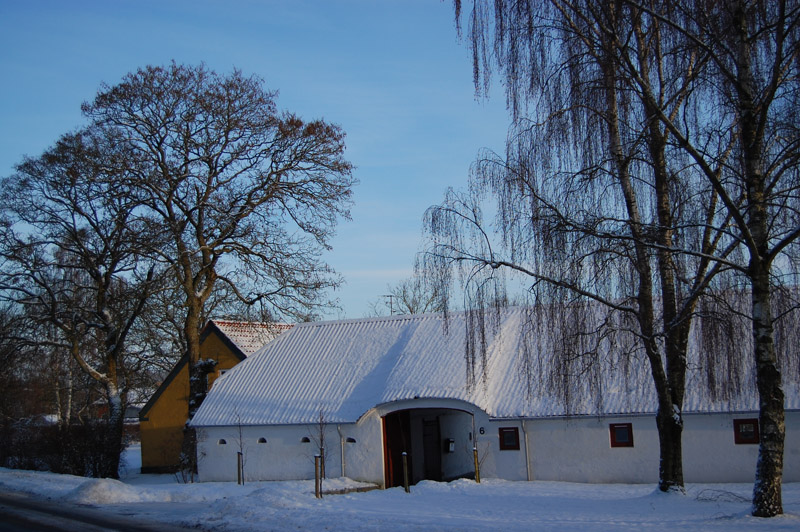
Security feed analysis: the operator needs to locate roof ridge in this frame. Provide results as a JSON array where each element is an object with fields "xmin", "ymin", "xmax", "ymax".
[{"xmin": 292, "ymin": 312, "xmax": 441, "ymax": 329}]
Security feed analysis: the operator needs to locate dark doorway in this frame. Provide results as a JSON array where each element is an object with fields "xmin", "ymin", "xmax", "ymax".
[
  {"xmin": 383, "ymin": 410, "xmax": 411, "ymax": 488},
  {"xmin": 422, "ymin": 417, "xmax": 442, "ymax": 481},
  {"xmin": 383, "ymin": 407, "xmax": 473, "ymax": 488}
]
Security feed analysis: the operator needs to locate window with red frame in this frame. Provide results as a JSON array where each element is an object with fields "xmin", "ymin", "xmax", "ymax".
[
  {"xmin": 498, "ymin": 427, "xmax": 520, "ymax": 450},
  {"xmin": 733, "ymin": 418, "xmax": 759, "ymax": 444},
  {"xmin": 609, "ymin": 423, "xmax": 634, "ymax": 447}
]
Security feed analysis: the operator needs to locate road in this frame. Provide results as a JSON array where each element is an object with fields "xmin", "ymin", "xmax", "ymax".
[{"xmin": 0, "ymin": 490, "xmax": 200, "ymax": 532}]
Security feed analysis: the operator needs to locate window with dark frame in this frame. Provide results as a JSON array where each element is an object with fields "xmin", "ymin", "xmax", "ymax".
[
  {"xmin": 733, "ymin": 418, "xmax": 760, "ymax": 444},
  {"xmin": 498, "ymin": 427, "xmax": 520, "ymax": 450},
  {"xmin": 609, "ymin": 423, "xmax": 634, "ymax": 447}
]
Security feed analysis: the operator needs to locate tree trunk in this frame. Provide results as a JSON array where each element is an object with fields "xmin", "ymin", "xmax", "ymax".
[
  {"xmin": 751, "ymin": 266, "xmax": 785, "ymax": 516},
  {"xmin": 101, "ymin": 384, "xmax": 125, "ymax": 479},
  {"xmin": 600, "ymin": 12, "xmax": 685, "ymax": 491},
  {"xmin": 655, "ymin": 407, "xmax": 684, "ymax": 491},
  {"xmin": 643, "ymin": 62, "xmax": 686, "ymax": 493},
  {"xmin": 184, "ymin": 300, "xmax": 204, "ymax": 419},
  {"xmin": 181, "ymin": 292, "xmax": 215, "ymax": 478},
  {"xmin": 732, "ymin": 0, "xmax": 785, "ymax": 516}
]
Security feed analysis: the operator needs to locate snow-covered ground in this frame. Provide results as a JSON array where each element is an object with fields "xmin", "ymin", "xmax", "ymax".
[{"xmin": 0, "ymin": 445, "xmax": 798, "ymax": 531}]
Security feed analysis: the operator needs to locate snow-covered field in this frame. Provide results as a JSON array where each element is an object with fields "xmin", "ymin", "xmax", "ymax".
[{"xmin": 0, "ymin": 445, "xmax": 798, "ymax": 531}]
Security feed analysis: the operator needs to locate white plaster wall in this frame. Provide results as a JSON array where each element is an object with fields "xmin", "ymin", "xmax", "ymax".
[
  {"xmin": 525, "ymin": 416, "xmax": 660, "ymax": 483},
  {"xmin": 472, "ymin": 416, "xmax": 530, "ymax": 482},
  {"xmin": 438, "ymin": 410, "xmax": 475, "ymax": 480},
  {"xmin": 683, "ymin": 411, "xmax": 799, "ymax": 483},
  {"xmin": 522, "ymin": 411, "xmax": 799, "ymax": 484},
  {"xmin": 343, "ymin": 410, "xmax": 385, "ymax": 485},
  {"xmin": 197, "ymin": 425, "xmax": 327, "ymax": 482},
  {"xmin": 197, "ymin": 409, "xmax": 798, "ymax": 485},
  {"xmin": 196, "ymin": 417, "xmax": 386, "ymax": 484}
]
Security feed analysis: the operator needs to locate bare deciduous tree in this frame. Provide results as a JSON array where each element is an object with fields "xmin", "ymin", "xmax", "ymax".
[
  {"xmin": 308, "ymin": 407, "xmax": 330, "ymax": 480},
  {"xmin": 0, "ymin": 129, "xmax": 160, "ymax": 477},
  {"xmin": 367, "ymin": 274, "xmax": 446, "ymax": 316},
  {"xmin": 75, "ymin": 63, "xmax": 356, "ymax": 474},
  {"xmin": 80, "ymin": 64, "xmax": 355, "ymax": 424}
]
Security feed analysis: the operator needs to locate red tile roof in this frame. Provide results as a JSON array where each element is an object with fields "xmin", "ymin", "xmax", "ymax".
[{"xmin": 210, "ymin": 320, "xmax": 294, "ymax": 357}]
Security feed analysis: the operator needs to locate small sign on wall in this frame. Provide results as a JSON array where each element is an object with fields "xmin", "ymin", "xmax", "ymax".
[{"xmin": 733, "ymin": 418, "xmax": 760, "ymax": 444}]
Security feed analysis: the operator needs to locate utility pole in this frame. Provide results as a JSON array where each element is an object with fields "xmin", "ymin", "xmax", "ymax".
[{"xmin": 382, "ymin": 294, "xmax": 394, "ymax": 315}]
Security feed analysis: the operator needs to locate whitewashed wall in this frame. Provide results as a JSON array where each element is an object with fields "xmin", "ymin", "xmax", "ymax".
[
  {"xmin": 343, "ymin": 410, "xmax": 385, "ymax": 484},
  {"xmin": 471, "ymin": 415, "xmax": 532, "ymax": 482},
  {"xmin": 524, "ymin": 415, "xmax": 659, "ymax": 483},
  {"xmin": 438, "ymin": 410, "xmax": 476, "ymax": 480},
  {"xmin": 682, "ymin": 411, "xmax": 799, "ymax": 483},
  {"xmin": 196, "ymin": 419, "xmax": 385, "ymax": 484},
  {"xmin": 197, "ymin": 408, "xmax": 799, "ymax": 485},
  {"xmin": 520, "ymin": 411, "xmax": 799, "ymax": 484}
]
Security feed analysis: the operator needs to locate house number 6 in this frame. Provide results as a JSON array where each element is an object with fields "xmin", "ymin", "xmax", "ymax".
[{"xmin": 479, "ymin": 427, "xmax": 485, "ymax": 435}]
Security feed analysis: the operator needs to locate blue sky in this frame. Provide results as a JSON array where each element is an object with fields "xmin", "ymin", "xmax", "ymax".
[{"xmin": 0, "ymin": 0, "xmax": 509, "ymax": 318}]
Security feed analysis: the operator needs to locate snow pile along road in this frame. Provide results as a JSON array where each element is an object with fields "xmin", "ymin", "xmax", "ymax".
[{"xmin": 0, "ymin": 446, "xmax": 797, "ymax": 531}]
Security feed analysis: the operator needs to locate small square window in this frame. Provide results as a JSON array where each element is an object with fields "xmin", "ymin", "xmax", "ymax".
[
  {"xmin": 498, "ymin": 427, "xmax": 520, "ymax": 450},
  {"xmin": 734, "ymin": 418, "xmax": 759, "ymax": 444},
  {"xmin": 609, "ymin": 423, "xmax": 634, "ymax": 447}
]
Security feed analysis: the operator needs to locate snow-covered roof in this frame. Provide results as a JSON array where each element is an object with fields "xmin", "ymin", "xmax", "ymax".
[
  {"xmin": 191, "ymin": 308, "xmax": 798, "ymax": 427},
  {"xmin": 209, "ymin": 320, "xmax": 294, "ymax": 357}
]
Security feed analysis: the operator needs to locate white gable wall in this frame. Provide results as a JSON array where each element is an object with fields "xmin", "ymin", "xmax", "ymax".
[
  {"xmin": 197, "ymin": 415, "xmax": 387, "ymax": 484},
  {"xmin": 198, "ymin": 425, "xmax": 322, "ymax": 482}
]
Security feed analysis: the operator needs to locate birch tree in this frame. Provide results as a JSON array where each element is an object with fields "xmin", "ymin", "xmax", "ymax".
[
  {"xmin": 424, "ymin": 0, "xmax": 737, "ymax": 493},
  {"xmin": 434, "ymin": 0, "xmax": 799, "ymax": 516},
  {"xmin": 609, "ymin": 0, "xmax": 800, "ymax": 516}
]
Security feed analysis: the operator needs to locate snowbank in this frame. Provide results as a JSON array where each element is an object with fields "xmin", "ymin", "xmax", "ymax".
[{"xmin": 0, "ymin": 446, "xmax": 797, "ymax": 531}]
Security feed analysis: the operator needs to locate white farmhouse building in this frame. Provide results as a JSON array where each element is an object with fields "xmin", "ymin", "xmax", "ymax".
[{"xmin": 190, "ymin": 309, "xmax": 799, "ymax": 487}]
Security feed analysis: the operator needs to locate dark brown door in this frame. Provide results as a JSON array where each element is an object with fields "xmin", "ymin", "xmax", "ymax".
[
  {"xmin": 422, "ymin": 417, "xmax": 442, "ymax": 481},
  {"xmin": 382, "ymin": 411, "xmax": 412, "ymax": 488}
]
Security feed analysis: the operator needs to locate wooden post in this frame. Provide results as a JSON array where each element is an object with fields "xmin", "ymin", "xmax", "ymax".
[
  {"xmin": 402, "ymin": 452, "xmax": 410, "ymax": 493},
  {"xmin": 314, "ymin": 455, "xmax": 322, "ymax": 498},
  {"xmin": 237, "ymin": 451, "xmax": 243, "ymax": 485},
  {"xmin": 473, "ymin": 447, "xmax": 480, "ymax": 484}
]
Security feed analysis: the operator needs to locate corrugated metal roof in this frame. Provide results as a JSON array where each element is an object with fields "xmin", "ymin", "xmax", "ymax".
[{"xmin": 191, "ymin": 308, "xmax": 798, "ymax": 427}]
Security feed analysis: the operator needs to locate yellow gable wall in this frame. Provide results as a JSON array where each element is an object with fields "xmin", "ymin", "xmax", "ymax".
[{"xmin": 139, "ymin": 328, "xmax": 246, "ymax": 473}]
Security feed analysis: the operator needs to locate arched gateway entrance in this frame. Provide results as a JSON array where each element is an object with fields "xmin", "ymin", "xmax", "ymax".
[{"xmin": 382, "ymin": 407, "xmax": 475, "ymax": 487}]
